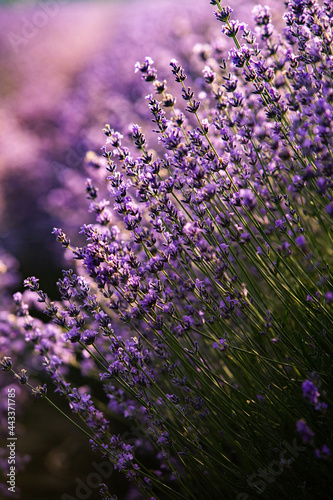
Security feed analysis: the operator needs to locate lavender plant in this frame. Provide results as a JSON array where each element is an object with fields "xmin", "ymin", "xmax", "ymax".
[{"xmin": 2, "ymin": 0, "xmax": 333, "ymax": 498}]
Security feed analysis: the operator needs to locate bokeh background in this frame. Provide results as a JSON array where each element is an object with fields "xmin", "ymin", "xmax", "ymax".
[{"xmin": 0, "ymin": 0, "xmax": 279, "ymax": 498}]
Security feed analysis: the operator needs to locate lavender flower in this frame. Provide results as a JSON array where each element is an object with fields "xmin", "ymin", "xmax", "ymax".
[
  {"xmin": 302, "ymin": 378, "xmax": 327, "ymax": 411},
  {"xmin": 302, "ymin": 379, "xmax": 320, "ymax": 405},
  {"xmin": 315, "ymin": 444, "xmax": 331, "ymax": 459},
  {"xmin": 296, "ymin": 418, "xmax": 314, "ymax": 444},
  {"xmin": 1, "ymin": 1, "xmax": 333, "ymax": 499}
]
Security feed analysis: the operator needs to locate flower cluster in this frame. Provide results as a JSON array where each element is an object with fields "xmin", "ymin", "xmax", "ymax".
[{"xmin": 2, "ymin": 1, "xmax": 333, "ymax": 499}]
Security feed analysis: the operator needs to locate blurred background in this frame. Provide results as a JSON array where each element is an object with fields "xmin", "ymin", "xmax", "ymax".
[{"xmin": 0, "ymin": 0, "xmax": 270, "ymax": 498}]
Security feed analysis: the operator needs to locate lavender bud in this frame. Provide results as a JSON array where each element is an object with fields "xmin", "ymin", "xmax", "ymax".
[
  {"xmin": 1, "ymin": 356, "xmax": 12, "ymax": 371},
  {"xmin": 31, "ymin": 384, "xmax": 47, "ymax": 399}
]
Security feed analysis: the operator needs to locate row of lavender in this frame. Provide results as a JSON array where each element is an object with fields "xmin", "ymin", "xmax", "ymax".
[{"xmin": 2, "ymin": 0, "xmax": 333, "ymax": 498}]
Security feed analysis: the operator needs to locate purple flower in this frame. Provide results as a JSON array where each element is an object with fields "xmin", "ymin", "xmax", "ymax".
[
  {"xmin": 302, "ymin": 379, "xmax": 320, "ymax": 405},
  {"xmin": 214, "ymin": 6, "xmax": 233, "ymax": 23},
  {"xmin": 296, "ymin": 418, "xmax": 314, "ymax": 444},
  {"xmin": 64, "ymin": 326, "xmax": 81, "ymax": 343},
  {"xmin": 315, "ymin": 445, "xmax": 331, "ymax": 459},
  {"xmin": 82, "ymin": 329, "xmax": 97, "ymax": 345},
  {"xmin": 252, "ymin": 5, "xmax": 271, "ymax": 26},
  {"xmin": 301, "ymin": 378, "xmax": 327, "ymax": 411},
  {"xmin": 295, "ymin": 235, "xmax": 306, "ymax": 248},
  {"xmin": 31, "ymin": 384, "xmax": 47, "ymax": 399},
  {"xmin": 326, "ymin": 203, "xmax": 333, "ymax": 217},
  {"xmin": 0, "ymin": 356, "xmax": 12, "ymax": 371},
  {"xmin": 14, "ymin": 369, "xmax": 28, "ymax": 385},
  {"xmin": 229, "ymin": 46, "xmax": 252, "ymax": 68},
  {"xmin": 239, "ymin": 188, "xmax": 257, "ymax": 210},
  {"xmin": 212, "ymin": 338, "xmax": 227, "ymax": 351},
  {"xmin": 52, "ymin": 228, "xmax": 70, "ymax": 248},
  {"xmin": 23, "ymin": 276, "xmax": 40, "ymax": 292}
]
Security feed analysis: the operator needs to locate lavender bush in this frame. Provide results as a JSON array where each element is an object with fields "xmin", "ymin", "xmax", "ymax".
[{"xmin": 2, "ymin": 0, "xmax": 333, "ymax": 498}]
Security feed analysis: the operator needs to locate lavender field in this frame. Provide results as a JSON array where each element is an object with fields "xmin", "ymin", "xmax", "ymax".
[{"xmin": 1, "ymin": 0, "xmax": 333, "ymax": 499}]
